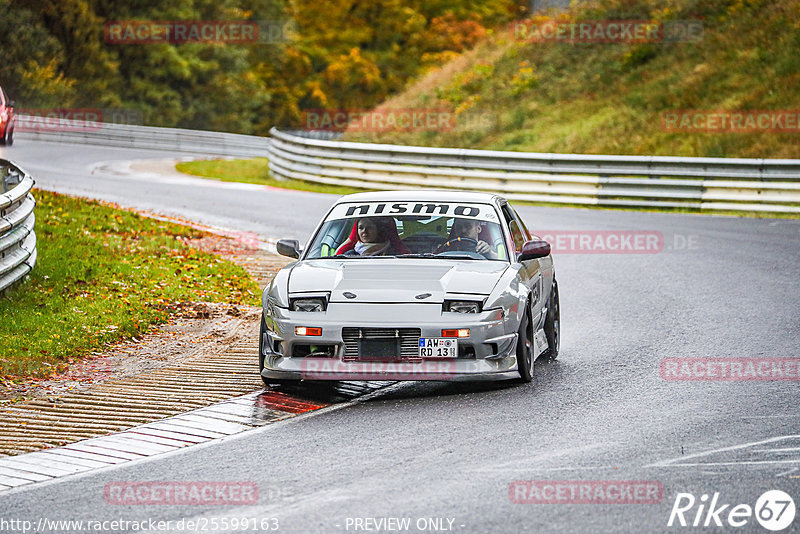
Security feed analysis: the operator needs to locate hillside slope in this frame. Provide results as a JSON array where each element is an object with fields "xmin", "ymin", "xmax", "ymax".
[{"xmin": 343, "ymin": 0, "xmax": 800, "ymax": 158}]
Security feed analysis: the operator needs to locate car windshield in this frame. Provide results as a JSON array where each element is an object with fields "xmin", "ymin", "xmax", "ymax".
[{"xmin": 305, "ymin": 201, "xmax": 509, "ymax": 261}]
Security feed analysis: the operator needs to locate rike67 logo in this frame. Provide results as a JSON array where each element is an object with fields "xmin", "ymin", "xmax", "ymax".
[{"xmin": 668, "ymin": 490, "xmax": 795, "ymax": 531}]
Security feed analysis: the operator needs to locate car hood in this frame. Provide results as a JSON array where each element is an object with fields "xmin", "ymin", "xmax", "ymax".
[{"xmin": 288, "ymin": 260, "xmax": 509, "ymax": 303}]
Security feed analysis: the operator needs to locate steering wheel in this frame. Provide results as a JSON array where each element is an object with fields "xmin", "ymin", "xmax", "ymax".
[{"xmin": 437, "ymin": 237, "xmax": 479, "ymax": 253}]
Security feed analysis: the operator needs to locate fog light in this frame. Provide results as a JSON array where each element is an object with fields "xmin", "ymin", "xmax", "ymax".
[
  {"xmin": 295, "ymin": 326, "xmax": 322, "ymax": 336},
  {"xmin": 442, "ymin": 328, "xmax": 470, "ymax": 338}
]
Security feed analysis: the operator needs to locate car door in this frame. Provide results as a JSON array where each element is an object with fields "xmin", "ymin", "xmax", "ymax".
[
  {"xmin": 511, "ymin": 204, "xmax": 555, "ymax": 294},
  {"xmin": 500, "ymin": 203, "xmax": 544, "ymax": 321}
]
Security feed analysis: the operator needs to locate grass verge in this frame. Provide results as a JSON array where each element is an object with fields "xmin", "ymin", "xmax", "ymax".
[
  {"xmin": 0, "ymin": 190, "xmax": 260, "ymax": 381},
  {"xmin": 175, "ymin": 158, "xmax": 366, "ymax": 196}
]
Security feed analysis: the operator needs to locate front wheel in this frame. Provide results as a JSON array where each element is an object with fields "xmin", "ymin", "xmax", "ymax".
[
  {"xmin": 540, "ymin": 280, "xmax": 560, "ymax": 360},
  {"xmin": 5, "ymin": 125, "xmax": 13, "ymax": 146},
  {"xmin": 516, "ymin": 307, "xmax": 533, "ymax": 382},
  {"xmin": 258, "ymin": 315, "xmax": 271, "ymax": 387},
  {"xmin": 259, "ymin": 314, "xmax": 300, "ymax": 387}
]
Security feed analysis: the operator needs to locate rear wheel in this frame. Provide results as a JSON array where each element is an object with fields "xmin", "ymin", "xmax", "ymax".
[
  {"xmin": 540, "ymin": 281, "xmax": 560, "ymax": 360},
  {"xmin": 516, "ymin": 305, "xmax": 533, "ymax": 382}
]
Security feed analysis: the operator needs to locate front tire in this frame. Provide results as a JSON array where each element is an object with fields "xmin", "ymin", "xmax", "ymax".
[
  {"xmin": 540, "ymin": 280, "xmax": 560, "ymax": 360},
  {"xmin": 516, "ymin": 306, "xmax": 533, "ymax": 383},
  {"xmin": 5, "ymin": 125, "xmax": 13, "ymax": 146},
  {"xmin": 259, "ymin": 314, "xmax": 300, "ymax": 387},
  {"xmin": 258, "ymin": 315, "xmax": 271, "ymax": 387}
]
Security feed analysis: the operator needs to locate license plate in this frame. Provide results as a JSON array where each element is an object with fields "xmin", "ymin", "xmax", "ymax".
[
  {"xmin": 358, "ymin": 339, "xmax": 401, "ymax": 360},
  {"xmin": 418, "ymin": 338, "xmax": 457, "ymax": 358}
]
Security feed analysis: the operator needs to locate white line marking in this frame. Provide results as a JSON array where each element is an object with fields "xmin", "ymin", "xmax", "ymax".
[
  {"xmin": 646, "ymin": 435, "xmax": 800, "ymax": 467},
  {"xmin": 467, "ymin": 442, "xmax": 614, "ymax": 472},
  {"xmin": 653, "ymin": 459, "xmax": 800, "ymax": 467},
  {"xmin": 776, "ymin": 467, "xmax": 799, "ymax": 477},
  {"xmin": 467, "ymin": 465, "xmax": 621, "ymax": 473},
  {"xmin": 738, "ymin": 415, "xmax": 800, "ymax": 418},
  {"xmin": 753, "ymin": 447, "xmax": 800, "ymax": 453}
]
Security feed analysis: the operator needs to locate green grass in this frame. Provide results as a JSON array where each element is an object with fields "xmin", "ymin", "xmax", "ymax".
[
  {"xmin": 342, "ymin": 0, "xmax": 800, "ymax": 159},
  {"xmin": 175, "ymin": 158, "xmax": 367, "ymax": 196},
  {"xmin": 0, "ymin": 190, "xmax": 260, "ymax": 381}
]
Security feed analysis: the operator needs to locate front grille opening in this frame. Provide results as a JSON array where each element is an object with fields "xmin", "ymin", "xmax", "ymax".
[
  {"xmin": 342, "ymin": 328, "xmax": 421, "ymax": 360},
  {"xmin": 273, "ymin": 340, "xmax": 282, "ymax": 354},
  {"xmin": 292, "ymin": 344, "xmax": 337, "ymax": 357},
  {"xmin": 459, "ymin": 345, "xmax": 476, "ymax": 359}
]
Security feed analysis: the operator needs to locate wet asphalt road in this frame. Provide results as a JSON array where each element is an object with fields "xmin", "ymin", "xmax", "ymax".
[{"xmin": 1, "ymin": 140, "xmax": 799, "ymax": 533}]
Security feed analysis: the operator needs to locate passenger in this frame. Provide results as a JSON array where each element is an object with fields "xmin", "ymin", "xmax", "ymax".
[
  {"xmin": 437, "ymin": 218, "xmax": 498, "ymax": 259},
  {"xmin": 346, "ymin": 217, "xmax": 406, "ymax": 256}
]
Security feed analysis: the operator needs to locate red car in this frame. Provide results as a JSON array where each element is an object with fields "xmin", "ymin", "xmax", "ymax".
[{"xmin": 0, "ymin": 85, "xmax": 15, "ymax": 146}]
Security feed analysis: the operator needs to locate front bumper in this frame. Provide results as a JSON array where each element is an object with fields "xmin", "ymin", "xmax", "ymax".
[{"xmin": 261, "ymin": 302, "xmax": 520, "ymax": 381}]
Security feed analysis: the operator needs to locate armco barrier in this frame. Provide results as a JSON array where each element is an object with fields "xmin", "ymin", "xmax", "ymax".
[
  {"xmin": 14, "ymin": 116, "xmax": 800, "ymax": 213},
  {"xmin": 266, "ymin": 128, "xmax": 800, "ymax": 214},
  {"xmin": 16, "ymin": 115, "xmax": 270, "ymax": 158},
  {"xmin": 0, "ymin": 159, "xmax": 36, "ymax": 293}
]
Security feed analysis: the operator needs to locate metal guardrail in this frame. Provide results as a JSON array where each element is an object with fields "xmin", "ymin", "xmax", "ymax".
[
  {"xmin": 12, "ymin": 116, "xmax": 800, "ymax": 213},
  {"xmin": 16, "ymin": 116, "xmax": 271, "ymax": 158},
  {"xmin": 0, "ymin": 160, "xmax": 36, "ymax": 293},
  {"xmin": 266, "ymin": 128, "xmax": 800, "ymax": 213}
]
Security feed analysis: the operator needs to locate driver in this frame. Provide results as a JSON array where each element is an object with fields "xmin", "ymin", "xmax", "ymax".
[{"xmin": 437, "ymin": 219, "xmax": 498, "ymax": 259}]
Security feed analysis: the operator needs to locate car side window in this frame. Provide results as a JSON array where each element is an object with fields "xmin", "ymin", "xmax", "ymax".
[
  {"xmin": 502, "ymin": 206, "xmax": 525, "ymax": 253},
  {"xmin": 512, "ymin": 207, "xmax": 531, "ymax": 240}
]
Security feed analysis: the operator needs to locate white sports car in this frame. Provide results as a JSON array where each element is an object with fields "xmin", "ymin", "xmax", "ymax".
[{"xmin": 260, "ymin": 191, "xmax": 559, "ymax": 383}]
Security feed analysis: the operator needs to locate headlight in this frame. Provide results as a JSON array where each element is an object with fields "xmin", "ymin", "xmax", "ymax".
[
  {"xmin": 444, "ymin": 300, "xmax": 481, "ymax": 313},
  {"xmin": 291, "ymin": 297, "xmax": 326, "ymax": 312}
]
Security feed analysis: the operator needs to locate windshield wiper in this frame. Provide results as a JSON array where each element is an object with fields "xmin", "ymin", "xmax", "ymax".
[
  {"xmin": 438, "ymin": 255, "xmax": 480, "ymax": 260},
  {"xmin": 396, "ymin": 253, "xmax": 479, "ymax": 260},
  {"xmin": 396, "ymin": 253, "xmax": 438, "ymax": 259},
  {"xmin": 326, "ymin": 254, "xmax": 398, "ymax": 259}
]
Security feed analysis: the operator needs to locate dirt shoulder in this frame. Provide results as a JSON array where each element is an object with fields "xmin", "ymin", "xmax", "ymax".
[
  {"xmin": 0, "ymin": 301, "xmax": 261, "ymax": 403},
  {"xmin": 1, "ymin": 220, "xmax": 291, "ymax": 405}
]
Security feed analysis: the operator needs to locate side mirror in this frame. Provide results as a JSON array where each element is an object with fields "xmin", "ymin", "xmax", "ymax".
[
  {"xmin": 8, "ymin": 101, "xmax": 15, "ymax": 108},
  {"xmin": 519, "ymin": 239, "xmax": 551, "ymax": 261},
  {"xmin": 276, "ymin": 239, "xmax": 301, "ymax": 259}
]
